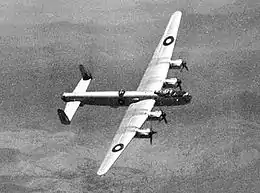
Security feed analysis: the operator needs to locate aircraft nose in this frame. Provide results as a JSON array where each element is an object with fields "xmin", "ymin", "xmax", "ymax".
[
  {"xmin": 183, "ymin": 92, "xmax": 192, "ymax": 102},
  {"xmin": 186, "ymin": 94, "xmax": 192, "ymax": 102}
]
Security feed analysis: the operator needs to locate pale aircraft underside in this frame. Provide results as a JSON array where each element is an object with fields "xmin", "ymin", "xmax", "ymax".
[{"xmin": 57, "ymin": 11, "xmax": 192, "ymax": 175}]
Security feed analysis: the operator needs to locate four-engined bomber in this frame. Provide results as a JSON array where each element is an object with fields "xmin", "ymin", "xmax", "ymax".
[{"xmin": 58, "ymin": 11, "xmax": 191, "ymax": 175}]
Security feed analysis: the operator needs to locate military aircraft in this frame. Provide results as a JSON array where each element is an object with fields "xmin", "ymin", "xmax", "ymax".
[{"xmin": 57, "ymin": 11, "xmax": 191, "ymax": 175}]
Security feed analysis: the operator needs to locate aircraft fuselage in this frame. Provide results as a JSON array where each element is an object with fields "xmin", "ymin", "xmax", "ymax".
[{"xmin": 61, "ymin": 90, "xmax": 192, "ymax": 107}]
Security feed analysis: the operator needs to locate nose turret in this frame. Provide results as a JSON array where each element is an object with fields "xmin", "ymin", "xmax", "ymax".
[
  {"xmin": 173, "ymin": 90, "xmax": 186, "ymax": 97},
  {"xmin": 171, "ymin": 91, "xmax": 192, "ymax": 104},
  {"xmin": 183, "ymin": 92, "xmax": 192, "ymax": 103}
]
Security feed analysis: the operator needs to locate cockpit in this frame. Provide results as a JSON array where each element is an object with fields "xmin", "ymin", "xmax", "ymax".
[
  {"xmin": 154, "ymin": 88, "xmax": 192, "ymax": 105},
  {"xmin": 154, "ymin": 88, "xmax": 187, "ymax": 97}
]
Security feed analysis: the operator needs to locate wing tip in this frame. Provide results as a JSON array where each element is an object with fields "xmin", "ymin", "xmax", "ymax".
[
  {"xmin": 172, "ymin": 10, "xmax": 182, "ymax": 18},
  {"xmin": 97, "ymin": 168, "xmax": 107, "ymax": 176}
]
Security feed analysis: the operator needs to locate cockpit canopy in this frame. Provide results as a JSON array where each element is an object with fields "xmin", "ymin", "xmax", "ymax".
[{"xmin": 154, "ymin": 88, "xmax": 188, "ymax": 97}]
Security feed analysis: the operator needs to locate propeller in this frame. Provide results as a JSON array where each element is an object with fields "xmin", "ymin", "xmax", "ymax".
[
  {"xmin": 176, "ymin": 79, "xmax": 182, "ymax": 91},
  {"xmin": 149, "ymin": 124, "xmax": 157, "ymax": 145},
  {"xmin": 180, "ymin": 61, "xmax": 189, "ymax": 72},
  {"xmin": 159, "ymin": 110, "xmax": 168, "ymax": 124}
]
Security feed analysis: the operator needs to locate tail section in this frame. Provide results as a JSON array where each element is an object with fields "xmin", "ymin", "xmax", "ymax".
[{"xmin": 58, "ymin": 65, "xmax": 92, "ymax": 125}]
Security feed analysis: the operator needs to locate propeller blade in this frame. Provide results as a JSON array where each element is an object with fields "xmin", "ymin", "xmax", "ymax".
[
  {"xmin": 176, "ymin": 79, "xmax": 182, "ymax": 91},
  {"xmin": 149, "ymin": 130, "xmax": 157, "ymax": 145},
  {"xmin": 184, "ymin": 63, "xmax": 189, "ymax": 71},
  {"xmin": 164, "ymin": 117, "xmax": 168, "ymax": 124},
  {"xmin": 183, "ymin": 61, "xmax": 189, "ymax": 71},
  {"xmin": 150, "ymin": 123, "xmax": 153, "ymax": 145},
  {"xmin": 159, "ymin": 110, "xmax": 168, "ymax": 124},
  {"xmin": 160, "ymin": 111, "xmax": 168, "ymax": 124},
  {"xmin": 180, "ymin": 61, "xmax": 188, "ymax": 72}
]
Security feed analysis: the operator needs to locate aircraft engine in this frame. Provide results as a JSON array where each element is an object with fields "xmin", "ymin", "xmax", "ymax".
[
  {"xmin": 169, "ymin": 59, "xmax": 188, "ymax": 71},
  {"xmin": 135, "ymin": 128, "xmax": 157, "ymax": 144},
  {"xmin": 147, "ymin": 110, "xmax": 167, "ymax": 123},
  {"xmin": 163, "ymin": 78, "xmax": 182, "ymax": 90}
]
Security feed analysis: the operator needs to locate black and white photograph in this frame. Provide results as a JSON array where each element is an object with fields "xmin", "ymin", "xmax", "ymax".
[{"xmin": 0, "ymin": 0, "xmax": 259, "ymax": 192}]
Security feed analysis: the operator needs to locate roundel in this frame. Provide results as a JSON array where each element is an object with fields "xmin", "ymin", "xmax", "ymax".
[
  {"xmin": 163, "ymin": 36, "xmax": 174, "ymax": 46},
  {"xmin": 112, "ymin": 143, "xmax": 124, "ymax": 152}
]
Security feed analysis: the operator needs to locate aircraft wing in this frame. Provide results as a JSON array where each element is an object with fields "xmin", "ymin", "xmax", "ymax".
[
  {"xmin": 137, "ymin": 11, "xmax": 182, "ymax": 91},
  {"xmin": 97, "ymin": 99, "xmax": 155, "ymax": 175}
]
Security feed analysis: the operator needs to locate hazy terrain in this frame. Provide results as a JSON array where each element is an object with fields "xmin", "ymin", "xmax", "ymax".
[{"xmin": 0, "ymin": 0, "xmax": 260, "ymax": 192}]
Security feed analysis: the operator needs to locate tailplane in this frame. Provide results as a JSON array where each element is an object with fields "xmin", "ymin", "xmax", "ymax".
[{"xmin": 58, "ymin": 65, "xmax": 92, "ymax": 125}]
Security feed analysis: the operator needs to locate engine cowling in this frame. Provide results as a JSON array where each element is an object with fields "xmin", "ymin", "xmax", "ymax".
[
  {"xmin": 169, "ymin": 59, "xmax": 188, "ymax": 71},
  {"xmin": 135, "ymin": 128, "xmax": 152, "ymax": 138},
  {"xmin": 147, "ymin": 110, "xmax": 168, "ymax": 123},
  {"xmin": 134, "ymin": 128, "xmax": 157, "ymax": 144},
  {"xmin": 169, "ymin": 59, "xmax": 183, "ymax": 69},
  {"xmin": 147, "ymin": 111, "xmax": 163, "ymax": 120},
  {"xmin": 163, "ymin": 78, "xmax": 180, "ymax": 88}
]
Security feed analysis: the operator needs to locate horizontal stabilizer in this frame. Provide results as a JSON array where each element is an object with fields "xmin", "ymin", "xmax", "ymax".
[
  {"xmin": 58, "ymin": 65, "xmax": 92, "ymax": 125},
  {"xmin": 73, "ymin": 78, "xmax": 91, "ymax": 93},
  {"xmin": 79, "ymin": 65, "xmax": 92, "ymax": 80}
]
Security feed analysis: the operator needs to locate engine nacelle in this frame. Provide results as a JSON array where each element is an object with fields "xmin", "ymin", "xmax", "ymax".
[
  {"xmin": 169, "ymin": 59, "xmax": 188, "ymax": 71},
  {"xmin": 163, "ymin": 78, "xmax": 180, "ymax": 88},
  {"xmin": 147, "ymin": 110, "xmax": 167, "ymax": 123},
  {"xmin": 134, "ymin": 128, "xmax": 157, "ymax": 144},
  {"xmin": 169, "ymin": 59, "xmax": 183, "ymax": 69},
  {"xmin": 147, "ymin": 111, "xmax": 163, "ymax": 120},
  {"xmin": 135, "ymin": 128, "xmax": 151, "ymax": 138}
]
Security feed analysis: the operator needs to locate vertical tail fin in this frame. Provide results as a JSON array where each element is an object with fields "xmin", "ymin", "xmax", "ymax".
[{"xmin": 79, "ymin": 64, "xmax": 92, "ymax": 80}]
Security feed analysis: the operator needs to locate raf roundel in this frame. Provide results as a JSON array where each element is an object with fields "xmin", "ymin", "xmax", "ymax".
[
  {"xmin": 112, "ymin": 143, "xmax": 124, "ymax": 152},
  {"xmin": 163, "ymin": 36, "xmax": 174, "ymax": 46}
]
